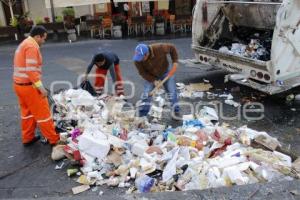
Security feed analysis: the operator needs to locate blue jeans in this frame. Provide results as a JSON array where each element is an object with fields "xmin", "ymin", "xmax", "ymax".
[{"xmin": 139, "ymin": 67, "xmax": 179, "ymax": 117}]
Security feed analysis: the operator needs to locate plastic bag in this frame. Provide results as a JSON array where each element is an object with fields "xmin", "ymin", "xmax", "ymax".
[
  {"xmin": 46, "ymin": 88, "xmax": 59, "ymax": 114},
  {"xmin": 135, "ymin": 175, "xmax": 155, "ymax": 193},
  {"xmin": 162, "ymin": 148, "xmax": 179, "ymax": 182},
  {"xmin": 80, "ymin": 80, "xmax": 97, "ymax": 96}
]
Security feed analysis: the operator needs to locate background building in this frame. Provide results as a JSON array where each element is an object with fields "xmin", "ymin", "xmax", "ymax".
[{"xmin": 0, "ymin": 0, "xmax": 196, "ymax": 26}]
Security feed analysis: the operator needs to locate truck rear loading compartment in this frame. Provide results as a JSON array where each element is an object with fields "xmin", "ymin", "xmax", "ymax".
[
  {"xmin": 192, "ymin": 0, "xmax": 300, "ymax": 94},
  {"xmin": 193, "ymin": 44, "xmax": 300, "ymax": 95},
  {"xmin": 192, "ymin": 44, "xmax": 268, "ymax": 72}
]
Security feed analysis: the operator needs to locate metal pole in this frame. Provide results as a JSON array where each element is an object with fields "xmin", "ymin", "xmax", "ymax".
[
  {"xmin": 8, "ymin": 0, "xmax": 18, "ymax": 40},
  {"xmin": 50, "ymin": 0, "xmax": 55, "ymax": 22},
  {"xmin": 8, "ymin": 0, "xmax": 14, "ymax": 18},
  {"xmin": 207, "ymin": 1, "xmax": 282, "ymax": 5},
  {"xmin": 139, "ymin": 2, "xmax": 142, "ymax": 16}
]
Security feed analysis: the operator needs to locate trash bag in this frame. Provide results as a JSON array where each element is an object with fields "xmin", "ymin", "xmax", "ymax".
[
  {"xmin": 48, "ymin": 94, "xmax": 55, "ymax": 107},
  {"xmin": 80, "ymin": 80, "xmax": 97, "ymax": 96},
  {"xmin": 55, "ymin": 120, "xmax": 71, "ymax": 133},
  {"xmin": 46, "ymin": 88, "xmax": 59, "ymax": 114}
]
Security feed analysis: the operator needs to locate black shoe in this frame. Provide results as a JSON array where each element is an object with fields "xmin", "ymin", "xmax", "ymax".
[
  {"xmin": 172, "ymin": 111, "xmax": 182, "ymax": 121},
  {"xmin": 23, "ymin": 136, "xmax": 41, "ymax": 147}
]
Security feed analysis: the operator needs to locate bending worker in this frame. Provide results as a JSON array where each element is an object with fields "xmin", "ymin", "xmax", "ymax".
[
  {"xmin": 133, "ymin": 43, "xmax": 180, "ymax": 118},
  {"xmin": 84, "ymin": 51, "xmax": 124, "ymax": 96},
  {"xmin": 13, "ymin": 26, "xmax": 60, "ymax": 147}
]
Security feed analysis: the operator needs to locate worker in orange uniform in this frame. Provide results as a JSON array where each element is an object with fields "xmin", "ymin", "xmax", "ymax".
[
  {"xmin": 84, "ymin": 51, "xmax": 125, "ymax": 96},
  {"xmin": 13, "ymin": 26, "xmax": 60, "ymax": 148}
]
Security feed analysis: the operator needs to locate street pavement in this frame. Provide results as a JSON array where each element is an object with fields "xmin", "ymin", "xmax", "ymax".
[{"xmin": 0, "ymin": 37, "xmax": 299, "ymax": 199}]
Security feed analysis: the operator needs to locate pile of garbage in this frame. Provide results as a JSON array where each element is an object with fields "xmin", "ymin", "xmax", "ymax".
[
  {"xmin": 177, "ymin": 82, "xmax": 212, "ymax": 99},
  {"xmin": 176, "ymin": 82, "xmax": 241, "ymax": 108},
  {"xmin": 52, "ymin": 89, "xmax": 300, "ymax": 194},
  {"xmin": 219, "ymin": 39, "xmax": 269, "ymax": 61}
]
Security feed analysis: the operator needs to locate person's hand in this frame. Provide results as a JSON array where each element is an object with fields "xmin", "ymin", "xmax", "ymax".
[
  {"xmin": 39, "ymin": 86, "xmax": 48, "ymax": 98},
  {"xmin": 154, "ymin": 80, "xmax": 161, "ymax": 87},
  {"xmin": 83, "ymin": 74, "xmax": 88, "ymax": 81}
]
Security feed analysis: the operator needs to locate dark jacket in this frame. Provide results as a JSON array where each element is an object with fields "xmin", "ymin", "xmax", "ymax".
[
  {"xmin": 134, "ymin": 43, "xmax": 179, "ymax": 82},
  {"xmin": 86, "ymin": 51, "xmax": 120, "ymax": 74}
]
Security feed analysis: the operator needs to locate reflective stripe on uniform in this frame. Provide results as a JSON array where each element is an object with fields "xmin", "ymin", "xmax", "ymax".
[
  {"xmin": 25, "ymin": 67, "xmax": 41, "ymax": 72},
  {"xmin": 14, "ymin": 66, "xmax": 41, "ymax": 72},
  {"xmin": 21, "ymin": 115, "xmax": 34, "ymax": 119},
  {"xmin": 13, "ymin": 72, "xmax": 29, "ymax": 78},
  {"xmin": 26, "ymin": 58, "xmax": 38, "ymax": 64},
  {"xmin": 37, "ymin": 116, "xmax": 52, "ymax": 123}
]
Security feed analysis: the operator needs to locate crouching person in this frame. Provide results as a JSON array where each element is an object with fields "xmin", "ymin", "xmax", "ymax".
[{"xmin": 84, "ymin": 51, "xmax": 125, "ymax": 96}]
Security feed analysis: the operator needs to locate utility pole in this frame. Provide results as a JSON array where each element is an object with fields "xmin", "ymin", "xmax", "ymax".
[
  {"xmin": 50, "ymin": 0, "xmax": 55, "ymax": 22},
  {"xmin": 1, "ymin": 0, "xmax": 18, "ymax": 40},
  {"xmin": 8, "ymin": 0, "xmax": 14, "ymax": 19},
  {"xmin": 0, "ymin": 0, "xmax": 16, "ymax": 19}
]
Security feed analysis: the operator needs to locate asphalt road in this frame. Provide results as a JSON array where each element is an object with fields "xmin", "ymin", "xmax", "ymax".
[{"xmin": 0, "ymin": 37, "xmax": 299, "ymax": 199}]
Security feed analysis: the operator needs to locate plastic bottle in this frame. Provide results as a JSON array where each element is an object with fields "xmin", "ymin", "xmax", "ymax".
[
  {"xmin": 135, "ymin": 175, "xmax": 155, "ymax": 193},
  {"xmin": 112, "ymin": 124, "xmax": 120, "ymax": 137}
]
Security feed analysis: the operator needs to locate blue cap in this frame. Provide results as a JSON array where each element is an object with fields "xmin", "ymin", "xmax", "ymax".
[{"xmin": 133, "ymin": 44, "xmax": 149, "ymax": 62}]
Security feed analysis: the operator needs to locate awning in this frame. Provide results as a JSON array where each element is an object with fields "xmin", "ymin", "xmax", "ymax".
[{"xmin": 45, "ymin": 0, "xmax": 110, "ymax": 8}]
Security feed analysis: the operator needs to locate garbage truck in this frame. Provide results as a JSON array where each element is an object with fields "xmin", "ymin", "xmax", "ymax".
[{"xmin": 192, "ymin": 0, "xmax": 300, "ymax": 95}]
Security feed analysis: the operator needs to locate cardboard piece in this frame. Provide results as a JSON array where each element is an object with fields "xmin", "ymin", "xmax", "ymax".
[
  {"xmin": 72, "ymin": 185, "xmax": 90, "ymax": 195},
  {"xmin": 188, "ymin": 83, "xmax": 213, "ymax": 92},
  {"xmin": 253, "ymin": 135, "xmax": 280, "ymax": 151}
]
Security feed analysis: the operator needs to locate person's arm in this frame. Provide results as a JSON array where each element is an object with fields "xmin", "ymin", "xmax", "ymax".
[
  {"xmin": 114, "ymin": 54, "xmax": 120, "ymax": 66},
  {"xmin": 86, "ymin": 61, "xmax": 95, "ymax": 75},
  {"xmin": 25, "ymin": 47, "xmax": 47, "ymax": 97},
  {"xmin": 167, "ymin": 62, "xmax": 177, "ymax": 77},
  {"xmin": 162, "ymin": 43, "xmax": 179, "ymax": 77},
  {"xmin": 84, "ymin": 56, "xmax": 95, "ymax": 80},
  {"xmin": 135, "ymin": 62, "xmax": 157, "ymax": 82}
]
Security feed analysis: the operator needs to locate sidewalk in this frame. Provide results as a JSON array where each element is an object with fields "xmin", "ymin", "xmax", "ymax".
[{"xmin": 0, "ymin": 31, "xmax": 192, "ymax": 46}]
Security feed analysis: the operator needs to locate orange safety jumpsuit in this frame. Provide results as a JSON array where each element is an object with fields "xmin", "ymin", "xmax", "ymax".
[
  {"xmin": 13, "ymin": 36, "xmax": 59, "ymax": 145},
  {"xmin": 94, "ymin": 64, "xmax": 124, "ymax": 96}
]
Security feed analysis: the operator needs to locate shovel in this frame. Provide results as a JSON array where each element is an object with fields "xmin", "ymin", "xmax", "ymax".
[
  {"xmin": 149, "ymin": 64, "xmax": 178, "ymax": 96},
  {"xmin": 149, "ymin": 75, "xmax": 170, "ymax": 96}
]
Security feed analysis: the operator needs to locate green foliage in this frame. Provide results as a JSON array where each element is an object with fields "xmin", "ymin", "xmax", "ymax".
[
  {"xmin": 62, "ymin": 7, "xmax": 75, "ymax": 17},
  {"xmin": 55, "ymin": 16, "xmax": 63, "ymax": 22},
  {"xmin": 35, "ymin": 17, "xmax": 43, "ymax": 25},
  {"xmin": 10, "ymin": 16, "xmax": 18, "ymax": 27},
  {"xmin": 23, "ymin": 11, "xmax": 30, "ymax": 18}
]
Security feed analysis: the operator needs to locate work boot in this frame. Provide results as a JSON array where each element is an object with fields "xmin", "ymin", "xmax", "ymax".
[
  {"xmin": 23, "ymin": 136, "xmax": 41, "ymax": 147},
  {"xmin": 51, "ymin": 144, "xmax": 66, "ymax": 161},
  {"xmin": 50, "ymin": 140, "xmax": 67, "ymax": 146},
  {"xmin": 172, "ymin": 111, "xmax": 182, "ymax": 121}
]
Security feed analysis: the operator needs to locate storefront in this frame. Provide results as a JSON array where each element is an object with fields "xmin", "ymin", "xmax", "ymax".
[{"xmin": 106, "ymin": 0, "xmax": 196, "ymax": 17}]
